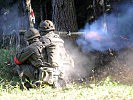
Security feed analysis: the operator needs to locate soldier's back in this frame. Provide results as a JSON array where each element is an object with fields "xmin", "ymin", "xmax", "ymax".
[{"xmin": 40, "ymin": 31, "xmax": 74, "ymax": 68}]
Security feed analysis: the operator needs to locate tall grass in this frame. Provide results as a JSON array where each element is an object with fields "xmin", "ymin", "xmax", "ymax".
[{"xmin": 0, "ymin": 49, "xmax": 19, "ymax": 91}]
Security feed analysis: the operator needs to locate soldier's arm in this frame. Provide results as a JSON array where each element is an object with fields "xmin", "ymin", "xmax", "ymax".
[
  {"xmin": 14, "ymin": 47, "xmax": 35, "ymax": 64},
  {"xmin": 40, "ymin": 36, "xmax": 51, "ymax": 47}
]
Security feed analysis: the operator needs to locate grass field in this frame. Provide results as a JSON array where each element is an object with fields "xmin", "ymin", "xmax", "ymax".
[{"xmin": 0, "ymin": 49, "xmax": 133, "ymax": 100}]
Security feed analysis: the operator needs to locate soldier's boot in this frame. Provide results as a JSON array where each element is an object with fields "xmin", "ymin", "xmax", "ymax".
[
  {"xmin": 15, "ymin": 65, "xmax": 26, "ymax": 90},
  {"xmin": 32, "ymin": 67, "xmax": 50, "ymax": 87},
  {"xmin": 38, "ymin": 67, "xmax": 55, "ymax": 86},
  {"xmin": 52, "ymin": 68, "xmax": 66, "ymax": 88},
  {"xmin": 18, "ymin": 71, "xmax": 28, "ymax": 90},
  {"xmin": 31, "ymin": 68, "xmax": 43, "ymax": 87},
  {"xmin": 36, "ymin": 67, "xmax": 58, "ymax": 87},
  {"xmin": 36, "ymin": 67, "xmax": 66, "ymax": 88},
  {"xmin": 19, "ymin": 71, "xmax": 33, "ymax": 90},
  {"xmin": 42, "ymin": 68, "xmax": 55, "ymax": 86},
  {"xmin": 53, "ymin": 75, "xmax": 66, "ymax": 88},
  {"xmin": 39, "ymin": 67, "xmax": 50, "ymax": 83}
]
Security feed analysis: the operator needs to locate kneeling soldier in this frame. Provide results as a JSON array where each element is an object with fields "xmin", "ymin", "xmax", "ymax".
[{"xmin": 14, "ymin": 28, "xmax": 46, "ymax": 89}]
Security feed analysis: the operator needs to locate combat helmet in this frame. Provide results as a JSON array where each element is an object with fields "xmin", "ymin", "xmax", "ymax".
[
  {"xmin": 25, "ymin": 28, "xmax": 40, "ymax": 41},
  {"xmin": 39, "ymin": 20, "xmax": 55, "ymax": 32}
]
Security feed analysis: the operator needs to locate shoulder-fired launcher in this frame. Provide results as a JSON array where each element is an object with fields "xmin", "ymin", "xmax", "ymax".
[
  {"xmin": 19, "ymin": 30, "xmax": 84, "ymax": 38},
  {"xmin": 55, "ymin": 31, "xmax": 84, "ymax": 38}
]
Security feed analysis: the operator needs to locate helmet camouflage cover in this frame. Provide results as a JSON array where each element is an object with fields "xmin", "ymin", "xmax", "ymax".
[
  {"xmin": 25, "ymin": 28, "xmax": 40, "ymax": 41},
  {"xmin": 39, "ymin": 20, "xmax": 55, "ymax": 32}
]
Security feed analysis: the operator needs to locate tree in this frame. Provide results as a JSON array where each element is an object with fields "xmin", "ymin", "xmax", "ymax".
[{"xmin": 52, "ymin": 0, "xmax": 78, "ymax": 32}]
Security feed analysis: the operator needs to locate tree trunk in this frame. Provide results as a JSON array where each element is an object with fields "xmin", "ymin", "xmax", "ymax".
[
  {"xmin": 26, "ymin": 0, "xmax": 34, "ymax": 28},
  {"xmin": 52, "ymin": 0, "xmax": 78, "ymax": 32}
]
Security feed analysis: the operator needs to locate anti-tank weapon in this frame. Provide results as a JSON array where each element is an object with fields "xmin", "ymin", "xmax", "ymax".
[
  {"xmin": 19, "ymin": 30, "xmax": 84, "ymax": 38},
  {"xmin": 18, "ymin": 29, "xmax": 85, "ymax": 49},
  {"xmin": 55, "ymin": 31, "xmax": 84, "ymax": 38}
]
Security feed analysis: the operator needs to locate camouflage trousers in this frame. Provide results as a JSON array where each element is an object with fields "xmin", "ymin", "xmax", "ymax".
[
  {"xmin": 13, "ymin": 64, "xmax": 65, "ymax": 88},
  {"xmin": 40, "ymin": 67, "xmax": 66, "ymax": 87},
  {"xmin": 13, "ymin": 64, "xmax": 39, "ymax": 81},
  {"xmin": 39, "ymin": 67, "xmax": 62, "ymax": 85}
]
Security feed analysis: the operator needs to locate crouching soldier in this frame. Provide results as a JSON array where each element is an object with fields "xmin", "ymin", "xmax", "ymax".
[
  {"xmin": 39, "ymin": 20, "xmax": 74, "ymax": 87},
  {"xmin": 13, "ymin": 28, "xmax": 47, "ymax": 89}
]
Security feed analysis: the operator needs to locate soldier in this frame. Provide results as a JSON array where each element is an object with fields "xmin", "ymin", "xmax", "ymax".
[
  {"xmin": 39, "ymin": 20, "xmax": 74, "ymax": 87},
  {"xmin": 14, "ymin": 28, "xmax": 46, "ymax": 89}
]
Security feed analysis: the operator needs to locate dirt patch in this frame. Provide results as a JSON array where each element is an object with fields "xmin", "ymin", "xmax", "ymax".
[{"xmin": 89, "ymin": 47, "xmax": 133, "ymax": 84}]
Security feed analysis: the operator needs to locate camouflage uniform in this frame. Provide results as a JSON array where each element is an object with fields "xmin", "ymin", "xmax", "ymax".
[
  {"xmin": 40, "ymin": 31, "xmax": 74, "ymax": 69},
  {"xmin": 15, "ymin": 41, "xmax": 45, "ymax": 79},
  {"xmin": 39, "ymin": 20, "xmax": 74, "ymax": 86},
  {"xmin": 14, "ymin": 28, "xmax": 46, "ymax": 88}
]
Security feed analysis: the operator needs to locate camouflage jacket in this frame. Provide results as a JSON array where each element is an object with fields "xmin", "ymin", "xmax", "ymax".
[
  {"xmin": 15, "ymin": 41, "xmax": 45, "ymax": 68},
  {"xmin": 40, "ymin": 31, "xmax": 74, "ymax": 68}
]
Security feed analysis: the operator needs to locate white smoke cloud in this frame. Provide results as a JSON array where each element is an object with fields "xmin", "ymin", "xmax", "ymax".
[
  {"xmin": 64, "ymin": 2, "xmax": 133, "ymax": 82},
  {"xmin": 63, "ymin": 39, "xmax": 95, "ymax": 82}
]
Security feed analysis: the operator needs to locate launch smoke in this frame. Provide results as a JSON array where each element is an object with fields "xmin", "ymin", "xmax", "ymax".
[{"xmin": 77, "ymin": 2, "xmax": 133, "ymax": 52}]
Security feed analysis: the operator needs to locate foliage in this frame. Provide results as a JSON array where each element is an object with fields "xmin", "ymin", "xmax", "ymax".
[
  {"xmin": 0, "ymin": 77, "xmax": 133, "ymax": 99},
  {"xmin": 0, "ymin": 0, "xmax": 5, "ymax": 7},
  {"xmin": 0, "ymin": 49, "xmax": 19, "ymax": 89},
  {"xmin": 0, "ymin": 0, "xmax": 10, "ymax": 7},
  {"xmin": 0, "ymin": 0, "xmax": 17, "ymax": 8}
]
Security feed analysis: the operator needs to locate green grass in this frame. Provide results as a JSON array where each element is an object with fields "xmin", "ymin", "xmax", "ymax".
[
  {"xmin": 0, "ymin": 49, "xmax": 133, "ymax": 100},
  {"xmin": 0, "ymin": 49, "xmax": 12, "ymax": 80},
  {"xmin": 0, "ymin": 80, "xmax": 133, "ymax": 100}
]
